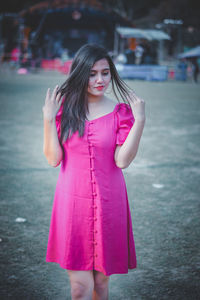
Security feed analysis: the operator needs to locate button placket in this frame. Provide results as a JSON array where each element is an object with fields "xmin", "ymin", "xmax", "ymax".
[{"xmin": 87, "ymin": 123, "xmax": 98, "ymax": 264}]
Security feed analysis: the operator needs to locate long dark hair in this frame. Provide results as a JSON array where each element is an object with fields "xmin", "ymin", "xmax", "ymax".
[{"xmin": 57, "ymin": 43, "xmax": 134, "ymax": 145}]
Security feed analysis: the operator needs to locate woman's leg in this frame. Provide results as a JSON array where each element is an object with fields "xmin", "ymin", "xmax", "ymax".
[
  {"xmin": 67, "ymin": 270, "xmax": 94, "ymax": 300},
  {"xmin": 92, "ymin": 270, "xmax": 110, "ymax": 300}
]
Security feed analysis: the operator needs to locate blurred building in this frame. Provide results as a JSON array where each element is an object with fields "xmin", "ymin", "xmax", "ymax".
[{"xmin": 18, "ymin": 0, "xmax": 132, "ymax": 59}]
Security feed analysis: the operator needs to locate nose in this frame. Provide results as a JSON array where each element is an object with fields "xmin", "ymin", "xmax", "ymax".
[{"xmin": 96, "ymin": 73, "xmax": 103, "ymax": 83}]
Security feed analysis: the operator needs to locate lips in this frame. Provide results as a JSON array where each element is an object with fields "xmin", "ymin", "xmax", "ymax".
[{"xmin": 95, "ymin": 86, "xmax": 104, "ymax": 91}]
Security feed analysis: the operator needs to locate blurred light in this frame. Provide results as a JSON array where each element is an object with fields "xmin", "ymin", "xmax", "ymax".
[
  {"xmin": 163, "ymin": 19, "xmax": 183, "ymax": 25},
  {"xmin": 155, "ymin": 23, "xmax": 163, "ymax": 29},
  {"xmin": 72, "ymin": 10, "xmax": 82, "ymax": 20},
  {"xmin": 187, "ymin": 26, "xmax": 194, "ymax": 33},
  {"xmin": 17, "ymin": 68, "xmax": 28, "ymax": 75}
]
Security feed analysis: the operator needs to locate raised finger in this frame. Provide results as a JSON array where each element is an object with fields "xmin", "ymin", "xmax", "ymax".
[
  {"xmin": 56, "ymin": 92, "xmax": 62, "ymax": 102},
  {"xmin": 51, "ymin": 85, "xmax": 59, "ymax": 101},
  {"xmin": 138, "ymin": 98, "xmax": 145, "ymax": 103},
  {"xmin": 45, "ymin": 88, "xmax": 50, "ymax": 104},
  {"xmin": 136, "ymin": 95, "xmax": 144, "ymax": 102}
]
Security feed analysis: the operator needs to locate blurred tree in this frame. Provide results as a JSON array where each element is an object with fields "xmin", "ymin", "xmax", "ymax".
[
  {"xmin": 100, "ymin": 0, "xmax": 161, "ymax": 21},
  {"xmin": 0, "ymin": 0, "xmax": 199, "ymax": 29},
  {"xmin": 101, "ymin": 0, "xmax": 200, "ymax": 28},
  {"xmin": 0, "ymin": 0, "xmax": 42, "ymax": 13}
]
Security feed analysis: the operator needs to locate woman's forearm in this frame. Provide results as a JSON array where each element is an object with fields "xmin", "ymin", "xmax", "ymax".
[
  {"xmin": 43, "ymin": 117, "xmax": 63, "ymax": 167},
  {"xmin": 115, "ymin": 118, "xmax": 145, "ymax": 169}
]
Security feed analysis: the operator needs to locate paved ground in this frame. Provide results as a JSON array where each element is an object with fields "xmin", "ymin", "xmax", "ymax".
[{"xmin": 0, "ymin": 70, "xmax": 200, "ymax": 300}]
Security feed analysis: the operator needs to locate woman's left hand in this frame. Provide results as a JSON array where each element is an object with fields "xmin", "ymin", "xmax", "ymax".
[{"xmin": 128, "ymin": 92, "xmax": 146, "ymax": 122}]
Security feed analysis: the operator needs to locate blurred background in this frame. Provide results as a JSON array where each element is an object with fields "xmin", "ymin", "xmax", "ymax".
[
  {"xmin": 0, "ymin": 0, "xmax": 200, "ymax": 81},
  {"xmin": 0, "ymin": 1, "xmax": 200, "ymax": 300}
]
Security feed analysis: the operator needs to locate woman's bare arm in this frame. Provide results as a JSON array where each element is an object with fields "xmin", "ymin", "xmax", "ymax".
[
  {"xmin": 115, "ymin": 93, "xmax": 146, "ymax": 169},
  {"xmin": 43, "ymin": 85, "xmax": 63, "ymax": 167},
  {"xmin": 43, "ymin": 118, "xmax": 63, "ymax": 167}
]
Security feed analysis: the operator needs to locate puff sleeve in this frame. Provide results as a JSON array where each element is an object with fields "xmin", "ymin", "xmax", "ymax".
[{"xmin": 116, "ymin": 103, "xmax": 135, "ymax": 145}]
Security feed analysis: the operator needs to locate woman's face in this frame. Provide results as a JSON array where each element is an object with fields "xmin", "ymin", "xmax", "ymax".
[{"xmin": 87, "ymin": 58, "xmax": 111, "ymax": 97}]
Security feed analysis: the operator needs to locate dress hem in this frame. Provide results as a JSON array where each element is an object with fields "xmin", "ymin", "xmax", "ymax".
[{"xmin": 46, "ymin": 258, "xmax": 137, "ymax": 276}]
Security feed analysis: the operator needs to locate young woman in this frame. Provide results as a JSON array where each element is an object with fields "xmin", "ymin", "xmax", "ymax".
[{"xmin": 43, "ymin": 44, "xmax": 145, "ymax": 300}]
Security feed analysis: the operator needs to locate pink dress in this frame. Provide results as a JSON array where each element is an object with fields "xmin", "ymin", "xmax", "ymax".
[{"xmin": 46, "ymin": 102, "xmax": 137, "ymax": 276}]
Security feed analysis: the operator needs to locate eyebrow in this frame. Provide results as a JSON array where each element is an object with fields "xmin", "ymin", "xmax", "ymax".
[{"xmin": 90, "ymin": 68, "xmax": 110, "ymax": 72}]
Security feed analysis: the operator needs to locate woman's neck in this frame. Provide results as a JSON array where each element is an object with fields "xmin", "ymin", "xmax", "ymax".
[{"xmin": 87, "ymin": 94, "xmax": 105, "ymax": 104}]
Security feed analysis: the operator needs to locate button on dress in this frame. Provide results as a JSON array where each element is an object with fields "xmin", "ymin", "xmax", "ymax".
[{"xmin": 46, "ymin": 102, "xmax": 137, "ymax": 276}]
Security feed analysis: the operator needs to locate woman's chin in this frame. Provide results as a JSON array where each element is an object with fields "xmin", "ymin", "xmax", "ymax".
[{"xmin": 88, "ymin": 90, "xmax": 105, "ymax": 97}]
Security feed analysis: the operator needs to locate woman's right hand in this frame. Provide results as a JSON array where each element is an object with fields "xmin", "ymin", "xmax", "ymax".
[{"xmin": 42, "ymin": 85, "xmax": 62, "ymax": 121}]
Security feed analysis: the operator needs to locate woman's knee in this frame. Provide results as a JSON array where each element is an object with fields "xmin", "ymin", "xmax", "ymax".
[
  {"xmin": 71, "ymin": 280, "xmax": 92, "ymax": 299},
  {"xmin": 67, "ymin": 270, "xmax": 94, "ymax": 299},
  {"xmin": 94, "ymin": 271, "xmax": 109, "ymax": 291}
]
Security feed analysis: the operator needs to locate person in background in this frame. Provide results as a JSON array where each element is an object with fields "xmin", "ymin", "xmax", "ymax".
[{"xmin": 190, "ymin": 57, "xmax": 199, "ymax": 83}]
